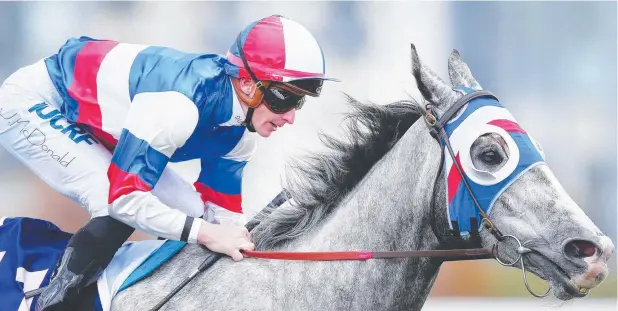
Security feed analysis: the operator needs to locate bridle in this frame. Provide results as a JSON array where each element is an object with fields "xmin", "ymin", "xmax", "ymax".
[
  {"xmin": 424, "ymin": 90, "xmax": 506, "ymax": 242},
  {"xmin": 422, "ymin": 89, "xmax": 550, "ymax": 298}
]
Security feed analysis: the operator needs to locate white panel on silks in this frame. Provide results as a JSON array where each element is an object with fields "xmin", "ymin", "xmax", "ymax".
[
  {"xmin": 96, "ymin": 43, "xmax": 149, "ymax": 138},
  {"xmin": 123, "ymin": 91, "xmax": 199, "ymax": 158}
]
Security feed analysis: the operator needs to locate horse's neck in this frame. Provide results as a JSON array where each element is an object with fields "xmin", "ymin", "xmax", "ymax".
[{"xmin": 280, "ymin": 122, "xmax": 444, "ymax": 310}]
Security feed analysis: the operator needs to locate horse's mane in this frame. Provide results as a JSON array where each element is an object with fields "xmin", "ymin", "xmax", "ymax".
[{"xmin": 252, "ymin": 95, "xmax": 424, "ymax": 250}]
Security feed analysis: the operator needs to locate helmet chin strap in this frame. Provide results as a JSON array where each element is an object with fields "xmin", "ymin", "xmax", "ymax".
[{"xmin": 243, "ymin": 107, "xmax": 256, "ymax": 132}]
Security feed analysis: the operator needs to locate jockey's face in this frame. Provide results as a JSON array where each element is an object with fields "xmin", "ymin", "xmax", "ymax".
[
  {"xmin": 234, "ymin": 77, "xmax": 299, "ymax": 137},
  {"xmin": 251, "ymin": 101, "xmax": 296, "ymax": 137}
]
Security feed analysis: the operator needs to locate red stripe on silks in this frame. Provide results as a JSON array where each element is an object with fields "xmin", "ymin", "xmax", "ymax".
[
  {"xmin": 243, "ymin": 16, "xmax": 286, "ymax": 70},
  {"xmin": 91, "ymin": 127, "xmax": 118, "ymax": 152},
  {"xmin": 447, "ymin": 153, "xmax": 463, "ymax": 204},
  {"xmin": 242, "ymin": 250, "xmax": 373, "ymax": 261},
  {"xmin": 194, "ymin": 182, "xmax": 242, "ymax": 214},
  {"xmin": 69, "ymin": 40, "xmax": 119, "ymax": 128},
  {"xmin": 107, "ymin": 162, "xmax": 152, "ymax": 204},
  {"xmin": 488, "ymin": 119, "xmax": 526, "ymax": 134}
]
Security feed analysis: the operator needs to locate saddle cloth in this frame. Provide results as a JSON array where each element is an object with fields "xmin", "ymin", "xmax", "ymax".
[{"xmin": 95, "ymin": 239, "xmax": 187, "ymax": 311}]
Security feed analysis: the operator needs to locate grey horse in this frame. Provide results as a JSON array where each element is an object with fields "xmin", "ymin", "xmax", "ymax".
[{"xmin": 110, "ymin": 45, "xmax": 614, "ymax": 311}]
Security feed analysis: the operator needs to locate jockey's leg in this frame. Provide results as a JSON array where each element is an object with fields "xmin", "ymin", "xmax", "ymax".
[{"xmin": 0, "ymin": 61, "xmax": 135, "ymax": 310}]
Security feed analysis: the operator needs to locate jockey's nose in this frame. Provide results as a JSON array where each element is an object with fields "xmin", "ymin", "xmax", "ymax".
[{"xmin": 282, "ymin": 109, "xmax": 296, "ymax": 124}]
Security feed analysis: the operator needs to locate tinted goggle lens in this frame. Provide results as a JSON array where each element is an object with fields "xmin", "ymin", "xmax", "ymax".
[{"xmin": 262, "ymin": 87, "xmax": 306, "ymax": 114}]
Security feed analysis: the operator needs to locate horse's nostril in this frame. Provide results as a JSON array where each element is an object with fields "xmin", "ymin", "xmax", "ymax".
[{"xmin": 565, "ymin": 240, "xmax": 599, "ymax": 259}]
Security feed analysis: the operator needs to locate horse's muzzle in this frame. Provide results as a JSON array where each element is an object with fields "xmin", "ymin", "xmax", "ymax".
[{"xmin": 563, "ymin": 235, "xmax": 614, "ymax": 290}]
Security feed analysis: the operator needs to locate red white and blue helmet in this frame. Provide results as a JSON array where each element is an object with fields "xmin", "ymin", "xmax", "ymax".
[{"xmin": 225, "ymin": 15, "xmax": 339, "ymax": 83}]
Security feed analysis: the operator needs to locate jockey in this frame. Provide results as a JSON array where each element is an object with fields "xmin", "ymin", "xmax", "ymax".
[{"xmin": 0, "ymin": 15, "xmax": 338, "ymax": 310}]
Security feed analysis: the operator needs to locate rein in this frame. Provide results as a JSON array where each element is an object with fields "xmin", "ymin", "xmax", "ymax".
[{"xmin": 242, "ymin": 248, "xmax": 492, "ymax": 261}]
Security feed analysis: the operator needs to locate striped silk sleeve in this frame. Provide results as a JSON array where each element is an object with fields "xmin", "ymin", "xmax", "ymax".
[
  {"xmin": 107, "ymin": 91, "xmax": 203, "ymax": 243},
  {"xmin": 196, "ymin": 131, "xmax": 256, "ymax": 226}
]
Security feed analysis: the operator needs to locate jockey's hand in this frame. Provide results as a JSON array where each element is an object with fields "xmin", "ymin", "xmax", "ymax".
[{"xmin": 197, "ymin": 221, "xmax": 255, "ymax": 261}]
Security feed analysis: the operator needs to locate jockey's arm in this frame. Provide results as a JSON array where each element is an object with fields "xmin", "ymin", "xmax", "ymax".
[{"xmin": 107, "ymin": 91, "xmax": 203, "ymax": 243}]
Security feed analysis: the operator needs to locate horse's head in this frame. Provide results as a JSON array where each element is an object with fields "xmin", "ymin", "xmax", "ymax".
[{"xmin": 410, "ymin": 44, "xmax": 614, "ymax": 300}]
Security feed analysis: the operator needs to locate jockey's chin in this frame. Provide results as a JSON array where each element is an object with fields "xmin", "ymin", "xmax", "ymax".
[{"xmin": 250, "ymin": 102, "xmax": 296, "ymax": 138}]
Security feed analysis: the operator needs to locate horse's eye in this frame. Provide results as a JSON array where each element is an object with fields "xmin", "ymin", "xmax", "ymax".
[{"xmin": 481, "ymin": 149, "xmax": 503, "ymax": 165}]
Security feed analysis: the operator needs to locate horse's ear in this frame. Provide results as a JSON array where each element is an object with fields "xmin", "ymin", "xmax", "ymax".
[
  {"xmin": 448, "ymin": 49, "xmax": 482, "ymax": 90},
  {"xmin": 410, "ymin": 44, "xmax": 459, "ymax": 108}
]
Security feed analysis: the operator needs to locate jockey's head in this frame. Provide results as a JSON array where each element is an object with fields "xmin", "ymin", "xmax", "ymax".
[{"xmin": 225, "ymin": 15, "xmax": 339, "ymax": 137}]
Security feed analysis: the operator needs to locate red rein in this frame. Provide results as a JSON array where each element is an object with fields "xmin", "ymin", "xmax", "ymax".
[
  {"xmin": 240, "ymin": 248, "xmax": 494, "ymax": 261},
  {"xmin": 242, "ymin": 250, "xmax": 374, "ymax": 261}
]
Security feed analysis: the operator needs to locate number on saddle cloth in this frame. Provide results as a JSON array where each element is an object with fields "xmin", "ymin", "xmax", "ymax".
[{"xmin": 0, "ymin": 217, "xmax": 73, "ymax": 311}]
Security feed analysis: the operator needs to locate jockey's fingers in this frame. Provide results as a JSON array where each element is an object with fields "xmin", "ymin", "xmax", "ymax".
[
  {"xmin": 230, "ymin": 250, "xmax": 244, "ymax": 261},
  {"xmin": 239, "ymin": 242, "xmax": 255, "ymax": 251}
]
